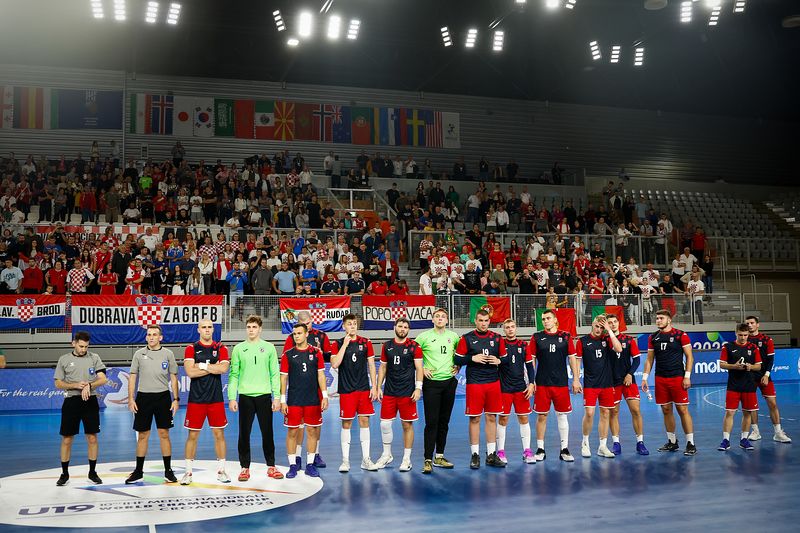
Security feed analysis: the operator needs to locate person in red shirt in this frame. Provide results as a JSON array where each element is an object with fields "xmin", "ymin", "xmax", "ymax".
[
  {"xmin": 46, "ymin": 260, "xmax": 68, "ymax": 294},
  {"xmin": 574, "ymin": 253, "xmax": 590, "ymax": 279},
  {"xmin": 98, "ymin": 263, "xmax": 119, "ymax": 295},
  {"xmin": 80, "ymin": 186, "xmax": 98, "ymax": 224},
  {"xmin": 379, "ymin": 257, "xmax": 400, "ymax": 284},
  {"xmin": 153, "ymin": 190, "xmax": 168, "ymax": 223},
  {"xmin": 388, "ymin": 279, "xmax": 409, "ymax": 295},
  {"xmin": 368, "ymin": 278, "xmax": 389, "ymax": 295},
  {"xmin": 93, "ymin": 242, "xmax": 112, "ymax": 276},
  {"xmin": 488, "ymin": 242, "xmax": 506, "ymax": 270},
  {"xmin": 21, "ymin": 259, "xmax": 44, "ymax": 294},
  {"xmin": 125, "ymin": 260, "xmax": 145, "ymax": 295},
  {"xmin": 690, "ymin": 227, "xmax": 707, "ymax": 262}
]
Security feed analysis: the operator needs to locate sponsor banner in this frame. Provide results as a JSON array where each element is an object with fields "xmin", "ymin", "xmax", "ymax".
[
  {"xmin": 362, "ymin": 295, "xmax": 435, "ymax": 330},
  {"xmin": 0, "ymin": 295, "xmax": 66, "ymax": 329},
  {"xmin": 71, "ymin": 295, "xmax": 223, "ymax": 344},
  {"xmin": 280, "ymin": 296, "xmax": 350, "ymax": 334},
  {"xmin": 634, "ymin": 331, "xmax": 736, "ymax": 352}
]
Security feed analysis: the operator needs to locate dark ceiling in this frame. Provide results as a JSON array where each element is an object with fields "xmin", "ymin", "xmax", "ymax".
[{"xmin": 2, "ymin": 0, "xmax": 798, "ymax": 120}]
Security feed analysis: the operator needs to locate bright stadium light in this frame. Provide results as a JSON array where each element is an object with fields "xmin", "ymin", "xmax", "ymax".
[
  {"xmin": 327, "ymin": 15, "xmax": 341, "ymax": 40},
  {"xmin": 114, "ymin": 0, "xmax": 126, "ymax": 21},
  {"xmin": 680, "ymin": 1, "xmax": 692, "ymax": 23},
  {"xmin": 545, "ymin": 0, "xmax": 560, "ymax": 9},
  {"xmin": 287, "ymin": 37, "xmax": 300, "ymax": 47},
  {"xmin": 704, "ymin": 0, "xmax": 721, "ymax": 8},
  {"xmin": 708, "ymin": 5, "xmax": 721, "ymax": 25},
  {"xmin": 589, "ymin": 40, "xmax": 601, "ymax": 61},
  {"xmin": 516, "ymin": 0, "xmax": 526, "ymax": 4},
  {"xmin": 347, "ymin": 19, "xmax": 360, "ymax": 40},
  {"xmin": 465, "ymin": 28, "xmax": 477, "ymax": 48},
  {"xmin": 493, "ymin": 30, "xmax": 504, "ymax": 52},
  {"xmin": 565, "ymin": 0, "xmax": 577, "ymax": 9},
  {"xmin": 91, "ymin": 0, "xmax": 104, "ymax": 19},
  {"xmin": 634, "ymin": 47, "xmax": 645, "ymax": 66},
  {"xmin": 166, "ymin": 3, "xmax": 181, "ymax": 25},
  {"xmin": 273, "ymin": 10, "xmax": 286, "ymax": 31},
  {"xmin": 610, "ymin": 44, "xmax": 621, "ymax": 63},
  {"xmin": 298, "ymin": 11, "xmax": 313, "ymax": 38},
  {"xmin": 441, "ymin": 26, "xmax": 452, "ymax": 47},
  {"xmin": 145, "ymin": 1, "xmax": 159, "ymax": 24},
  {"xmin": 733, "ymin": 0, "xmax": 746, "ymax": 13}
]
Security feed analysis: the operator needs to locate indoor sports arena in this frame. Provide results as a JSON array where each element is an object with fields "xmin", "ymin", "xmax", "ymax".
[{"xmin": 1, "ymin": 1, "xmax": 799, "ymax": 531}]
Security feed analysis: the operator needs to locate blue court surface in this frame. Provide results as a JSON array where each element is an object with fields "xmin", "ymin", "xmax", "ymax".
[{"xmin": 1, "ymin": 383, "xmax": 799, "ymax": 532}]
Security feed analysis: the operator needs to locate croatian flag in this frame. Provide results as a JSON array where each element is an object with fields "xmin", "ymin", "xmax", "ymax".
[
  {"xmin": 0, "ymin": 295, "xmax": 66, "ymax": 330},
  {"xmin": 362, "ymin": 295, "xmax": 435, "ymax": 330},
  {"xmin": 280, "ymin": 296, "xmax": 351, "ymax": 334}
]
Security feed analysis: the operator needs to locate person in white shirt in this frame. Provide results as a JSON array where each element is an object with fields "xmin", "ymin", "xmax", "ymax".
[
  {"xmin": 430, "ymin": 251, "xmax": 450, "ymax": 277},
  {"xmin": 190, "ymin": 191, "xmax": 204, "ymax": 224},
  {"xmin": 616, "ymin": 223, "xmax": 632, "ymax": 261},
  {"xmin": 405, "ymin": 156, "xmax": 416, "ymax": 177},
  {"xmin": 141, "ymin": 227, "xmax": 160, "ymax": 252},
  {"xmin": 644, "ymin": 263, "xmax": 660, "ymax": 288},
  {"xmin": 527, "ymin": 238, "xmax": 544, "ymax": 263},
  {"xmin": 679, "ymin": 248, "xmax": 697, "ymax": 273},
  {"xmin": 266, "ymin": 250, "xmax": 282, "ymax": 271},
  {"xmin": 392, "ymin": 156, "xmax": 403, "ymax": 178},
  {"xmin": 671, "ymin": 252, "xmax": 686, "ymax": 290},
  {"xmin": 419, "ymin": 266, "xmax": 433, "ymax": 295},
  {"xmin": 520, "ymin": 186, "xmax": 531, "ymax": 206},
  {"xmin": 685, "ymin": 272, "xmax": 705, "ymax": 324},
  {"xmin": 10, "ymin": 207, "xmax": 26, "ymax": 224},
  {"xmin": 323, "ymin": 151, "xmax": 335, "ymax": 175},
  {"xmin": 496, "ymin": 206, "xmax": 510, "ymax": 232},
  {"xmin": 347, "ymin": 259, "xmax": 364, "ymax": 275},
  {"xmin": 465, "ymin": 253, "xmax": 482, "ymax": 272},
  {"xmin": 533, "ymin": 263, "xmax": 549, "ymax": 292}
]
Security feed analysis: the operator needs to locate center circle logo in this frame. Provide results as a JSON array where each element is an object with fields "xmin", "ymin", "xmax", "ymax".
[{"xmin": 0, "ymin": 461, "xmax": 322, "ymax": 528}]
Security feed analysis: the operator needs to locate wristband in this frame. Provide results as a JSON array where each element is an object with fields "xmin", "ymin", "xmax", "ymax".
[
  {"xmin": 172, "ymin": 398, "xmax": 179, "ymax": 403},
  {"xmin": 280, "ymin": 394, "xmax": 287, "ymax": 403},
  {"xmin": 415, "ymin": 380, "xmax": 423, "ymax": 390},
  {"xmin": 642, "ymin": 373, "xmax": 649, "ymax": 382},
  {"xmin": 684, "ymin": 371, "xmax": 691, "ymax": 379},
  {"xmin": 765, "ymin": 371, "xmax": 770, "ymax": 377},
  {"xmin": 322, "ymin": 390, "xmax": 329, "ymax": 399}
]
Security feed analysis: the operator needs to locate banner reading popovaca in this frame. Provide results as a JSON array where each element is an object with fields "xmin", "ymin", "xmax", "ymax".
[
  {"xmin": 71, "ymin": 295, "xmax": 223, "ymax": 344},
  {"xmin": 0, "ymin": 295, "xmax": 66, "ymax": 330},
  {"xmin": 280, "ymin": 296, "xmax": 351, "ymax": 334},
  {"xmin": 362, "ymin": 295, "xmax": 436, "ymax": 330}
]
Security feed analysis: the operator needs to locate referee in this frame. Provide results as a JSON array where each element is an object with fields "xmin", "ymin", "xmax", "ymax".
[
  {"xmin": 54, "ymin": 331, "xmax": 108, "ymax": 486},
  {"xmin": 414, "ymin": 308, "xmax": 460, "ymax": 474},
  {"xmin": 125, "ymin": 325, "xmax": 180, "ymax": 484}
]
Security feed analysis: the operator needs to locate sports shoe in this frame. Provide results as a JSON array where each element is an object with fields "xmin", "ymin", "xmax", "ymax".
[
  {"xmin": 125, "ymin": 470, "xmax": 143, "ymax": 484},
  {"xmin": 180, "ymin": 472, "xmax": 192, "ymax": 485},
  {"xmin": 658, "ymin": 441, "xmax": 679, "ymax": 453},
  {"xmin": 559, "ymin": 448, "xmax": 575, "ymax": 462},
  {"xmin": 636, "ymin": 442, "xmax": 650, "ymax": 456},
  {"xmin": 164, "ymin": 469, "xmax": 178, "ymax": 483},
  {"xmin": 534, "ymin": 448, "xmax": 546, "ymax": 461},
  {"xmin": 581, "ymin": 442, "xmax": 591, "ymax": 458},
  {"xmin": 597, "ymin": 445, "xmax": 615, "ymax": 458},
  {"xmin": 399, "ymin": 458, "xmax": 412, "ymax": 472},
  {"xmin": 56, "ymin": 473, "xmax": 69, "ymax": 486},
  {"xmin": 496, "ymin": 449, "xmax": 508, "ymax": 464},
  {"xmin": 267, "ymin": 466, "xmax": 284, "ymax": 479},
  {"xmin": 422, "ymin": 459, "xmax": 433, "ymax": 474},
  {"xmin": 375, "ymin": 453, "xmax": 394, "ymax": 469},
  {"xmin": 338, "ymin": 461, "xmax": 350, "ymax": 473},
  {"xmin": 469, "ymin": 453, "xmax": 480, "ymax": 469},
  {"xmin": 313, "ymin": 454, "xmax": 327, "ymax": 468},
  {"xmin": 88, "ymin": 472, "xmax": 103, "ymax": 484},
  {"xmin": 718, "ymin": 438, "xmax": 731, "ymax": 451},
  {"xmin": 433, "ymin": 456, "xmax": 454, "ymax": 468},
  {"xmin": 286, "ymin": 464, "xmax": 299, "ymax": 479},
  {"xmin": 217, "ymin": 470, "xmax": 231, "ymax": 483},
  {"xmin": 748, "ymin": 427, "xmax": 762, "ymax": 441},
  {"xmin": 522, "ymin": 448, "xmax": 536, "ymax": 464},
  {"xmin": 361, "ymin": 458, "xmax": 379, "ymax": 471},
  {"xmin": 486, "ymin": 452, "xmax": 506, "ymax": 468},
  {"xmin": 238, "ymin": 468, "xmax": 250, "ymax": 482},
  {"xmin": 739, "ymin": 438, "xmax": 754, "ymax": 451},
  {"xmin": 305, "ymin": 464, "xmax": 320, "ymax": 478},
  {"xmin": 773, "ymin": 430, "xmax": 792, "ymax": 443},
  {"xmin": 684, "ymin": 442, "xmax": 698, "ymax": 456},
  {"xmin": 612, "ymin": 442, "xmax": 622, "ymax": 456}
]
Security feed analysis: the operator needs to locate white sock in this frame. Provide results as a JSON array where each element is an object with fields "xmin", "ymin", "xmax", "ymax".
[
  {"xmin": 600, "ymin": 438, "xmax": 607, "ymax": 448},
  {"xmin": 751, "ymin": 423, "xmax": 760, "ymax": 432},
  {"xmin": 470, "ymin": 444, "xmax": 479, "ymax": 454},
  {"xmin": 686, "ymin": 433, "xmax": 694, "ymax": 445},
  {"xmin": 307, "ymin": 452, "xmax": 315, "ymax": 464},
  {"xmin": 612, "ymin": 435, "xmax": 620, "ymax": 443},
  {"xmin": 496, "ymin": 424, "xmax": 507, "ymax": 451},
  {"xmin": 360, "ymin": 427, "xmax": 371, "ymax": 460},
  {"xmin": 774, "ymin": 424, "xmax": 783, "ymax": 432},
  {"xmin": 380, "ymin": 419, "xmax": 393, "ymax": 454},
  {"xmin": 636, "ymin": 434, "xmax": 644, "ymax": 443},
  {"xmin": 288, "ymin": 454, "xmax": 296, "ymax": 465},
  {"xmin": 536, "ymin": 439, "xmax": 545, "ymax": 450},
  {"xmin": 557, "ymin": 413, "xmax": 569, "ymax": 449},
  {"xmin": 341, "ymin": 428, "xmax": 351, "ymax": 462},
  {"xmin": 185, "ymin": 458, "xmax": 193, "ymax": 474},
  {"xmin": 217, "ymin": 458, "xmax": 225, "ymax": 472},
  {"xmin": 487, "ymin": 442, "xmax": 496, "ymax": 454},
  {"xmin": 582, "ymin": 435, "xmax": 589, "ymax": 445},
  {"xmin": 435, "ymin": 453, "xmax": 444, "ymax": 458},
  {"xmin": 520, "ymin": 423, "xmax": 531, "ymax": 450},
  {"xmin": 295, "ymin": 444, "xmax": 302, "ymax": 456},
  {"xmin": 667, "ymin": 432, "xmax": 676, "ymax": 443},
  {"xmin": 741, "ymin": 432, "xmax": 748, "ymax": 440},
  {"xmin": 723, "ymin": 432, "xmax": 730, "ymax": 440},
  {"xmin": 403, "ymin": 448, "xmax": 412, "ymax": 461}
]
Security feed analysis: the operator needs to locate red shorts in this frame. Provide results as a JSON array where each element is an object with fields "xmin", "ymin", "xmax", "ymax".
[
  {"xmin": 584, "ymin": 387, "xmax": 617, "ymax": 409},
  {"xmin": 465, "ymin": 382, "xmax": 503, "ymax": 416},
  {"xmin": 501, "ymin": 391, "xmax": 532, "ymax": 416},
  {"xmin": 380, "ymin": 395, "xmax": 419, "ymax": 421},
  {"xmin": 725, "ymin": 391, "xmax": 758, "ymax": 411},
  {"xmin": 533, "ymin": 385, "xmax": 572, "ymax": 414},
  {"xmin": 184, "ymin": 402, "xmax": 227, "ymax": 430},
  {"xmin": 284, "ymin": 405, "xmax": 323, "ymax": 428},
  {"xmin": 613, "ymin": 382, "xmax": 641, "ymax": 402},
  {"xmin": 655, "ymin": 376, "xmax": 689, "ymax": 406},
  {"xmin": 339, "ymin": 390, "xmax": 375, "ymax": 420},
  {"xmin": 757, "ymin": 379, "xmax": 776, "ymax": 398}
]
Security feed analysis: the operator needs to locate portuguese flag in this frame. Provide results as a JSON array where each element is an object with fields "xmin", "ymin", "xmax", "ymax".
[
  {"xmin": 534, "ymin": 308, "xmax": 577, "ymax": 336},
  {"xmin": 592, "ymin": 305, "xmax": 627, "ymax": 332},
  {"xmin": 469, "ymin": 296, "xmax": 511, "ymax": 324}
]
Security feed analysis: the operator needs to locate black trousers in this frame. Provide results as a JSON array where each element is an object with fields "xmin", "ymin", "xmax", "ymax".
[
  {"xmin": 238, "ymin": 394, "xmax": 276, "ymax": 468},
  {"xmin": 422, "ymin": 377, "xmax": 458, "ymax": 460}
]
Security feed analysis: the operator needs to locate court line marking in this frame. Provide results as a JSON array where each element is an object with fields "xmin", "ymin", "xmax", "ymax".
[{"xmin": 702, "ymin": 388, "xmax": 796, "ymax": 422}]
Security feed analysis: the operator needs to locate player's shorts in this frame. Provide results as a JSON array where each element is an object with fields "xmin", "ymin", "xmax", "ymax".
[
  {"xmin": 612, "ymin": 382, "xmax": 641, "ymax": 402},
  {"xmin": 284, "ymin": 404, "xmax": 323, "ymax": 428},
  {"xmin": 584, "ymin": 387, "xmax": 617, "ymax": 409},
  {"xmin": 339, "ymin": 390, "xmax": 375, "ymax": 419},
  {"xmin": 184, "ymin": 401, "xmax": 227, "ymax": 430},
  {"xmin": 725, "ymin": 390, "xmax": 758, "ymax": 411},
  {"xmin": 757, "ymin": 379, "xmax": 776, "ymax": 398},
  {"xmin": 533, "ymin": 385, "xmax": 572, "ymax": 414},
  {"xmin": 133, "ymin": 391, "xmax": 174, "ymax": 432},
  {"xmin": 381, "ymin": 395, "xmax": 419, "ymax": 422},
  {"xmin": 655, "ymin": 376, "xmax": 689, "ymax": 406},
  {"xmin": 60, "ymin": 395, "xmax": 100, "ymax": 436},
  {"xmin": 501, "ymin": 390, "xmax": 532, "ymax": 416},
  {"xmin": 465, "ymin": 382, "xmax": 503, "ymax": 416}
]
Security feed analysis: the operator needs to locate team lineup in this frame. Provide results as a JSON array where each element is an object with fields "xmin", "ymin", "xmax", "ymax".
[{"xmin": 52, "ymin": 308, "xmax": 791, "ymax": 486}]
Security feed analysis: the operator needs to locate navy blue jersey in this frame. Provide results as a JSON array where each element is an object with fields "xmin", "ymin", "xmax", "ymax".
[
  {"xmin": 381, "ymin": 339, "xmax": 423, "ymax": 397},
  {"xmin": 748, "ymin": 333, "xmax": 775, "ymax": 380},
  {"xmin": 576, "ymin": 334, "xmax": 614, "ymax": 389},
  {"xmin": 611, "ymin": 333, "xmax": 641, "ymax": 386},
  {"xmin": 334, "ymin": 335, "xmax": 375, "ymax": 394},
  {"xmin": 184, "ymin": 341, "xmax": 229, "ymax": 404},
  {"xmin": 500, "ymin": 338, "xmax": 532, "ymax": 393},
  {"xmin": 648, "ymin": 329, "xmax": 691, "ymax": 378},
  {"xmin": 280, "ymin": 346, "xmax": 324, "ymax": 406},
  {"xmin": 528, "ymin": 331, "xmax": 576, "ymax": 387},
  {"xmin": 455, "ymin": 330, "xmax": 507, "ymax": 384},
  {"xmin": 283, "ymin": 329, "xmax": 333, "ymax": 362},
  {"xmin": 720, "ymin": 342, "xmax": 761, "ymax": 393}
]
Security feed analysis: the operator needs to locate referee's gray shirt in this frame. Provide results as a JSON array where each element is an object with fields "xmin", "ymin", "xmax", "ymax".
[
  {"xmin": 54, "ymin": 352, "xmax": 106, "ymax": 398},
  {"xmin": 131, "ymin": 347, "xmax": 178, "ymax": 393}
]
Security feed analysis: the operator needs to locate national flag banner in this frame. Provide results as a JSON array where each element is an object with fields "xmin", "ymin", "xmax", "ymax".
[
  {"xmin": 0, "ymin": 85, "xmax": 13, "ymax": 128},
  {"xmin": 426, "ymin": 110, "xmax": 443, "ymax": 148},
  {"xmin": 331, "ymin": 105, "xmax": 351, "ymax": 143},
  {"xmin": 280, "ymin": 296, "xmax": 351, "ymax": 334},
  {"xmin": 149, "ymin": 94, "xmax": 174, "ymax": 135},
  {"xmin": 592, "ymin": 305, "xmax": 627, "ymax": 332},
  {"xmin": 405, "ymin": 108, "xmax": 426, "ymax": 147},
  {"xmin": 129, "ymin": 93, "xmax": 151, "ymax": 134},
  {"xmin": 351, "ymin": 107, "xmax": 373, "ymax": 145},
  {"xmin": 273, "ymin": 100, "xmax": 295, "ymax": 141},
  {"xmin": 468, "ymin": 296, "xmax": 511, "ymax": 325},
  {"xmin": 234, "ymin": 99, "xmax": 255, "ymax": 138},
  {"xmin": 294, "ymin": 102, "xmax": 318, "ymax": 141},
  {"xmin": 397, "ymin": 108, "xmax": 408, "ymax": 145},
  {"xmin": 417, "ymin": 109, "xmax": 434, "ymax": 147},
  {"xmin": 373, "ymin": 107, "xmax": 399, "ymax": 146},
  {"xmin": 254, "ymin": 100, "xmax": 275, "ymax": 139},
  {"xmin": 0, "ymin": 295, "xmax": 66, "ymax": 330},
  {"xmin": 362, "ymin": 295, "xmax": 435, "ymax": 330},
  {"xmin": 53, "ymin": 89, "xmax": 123, "ymax": 129},
  {"xmin": 193, "ymin": 98, "xmax": 214, "ymax": 137},
  {"xmin": 534, "ymin": 308, "xmax": 577, "ymax": 337},
  {"xmin": 314, "ymin": 103, "xmax": 336, "ymax": 142},
  {"xmin": 214, "ymin": 98, "xmax": 235, "ymax": 137},
  {"xmin": 172, "ymin": 96, "xmax": 194, "ymax": 136},
  {"xmin": 442, "ymin": 111, "xmax": 461, "ymax": 148},
  {"xmin": 71, "ymin": 295, "xmax": 223, "ymax": 344},
  {"xmin": 12, "ymin": 86, "xmax": 51, "ymax": 129}
]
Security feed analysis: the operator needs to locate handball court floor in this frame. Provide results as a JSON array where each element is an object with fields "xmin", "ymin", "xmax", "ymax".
[{"xmin": 1, "ymin": 383, "xmax": 799, "ymax": 533}]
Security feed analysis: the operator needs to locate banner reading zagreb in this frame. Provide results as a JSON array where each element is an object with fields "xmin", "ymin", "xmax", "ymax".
[
  {"xmin": 280, "ymin": 296, "xmax": 351, "ymax": 334},
  {"xmin": 0, "ymin": 295, "xmax": 66, "ymax": 330},
  {"xmin": 362, "ymin": 295, "xmax": 435, "ymax": 330},
  {"xmin": 71, "ymin": 295, "xmax": 223, "ymax": 344}
]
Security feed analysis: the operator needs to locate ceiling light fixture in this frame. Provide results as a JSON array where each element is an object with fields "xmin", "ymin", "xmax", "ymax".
[
  {"xmin": 287, "ymin": 37, "xmax": 300, "ymax": 47},
  {"xmin": 145, "ymin": 1, "xmax": 159, "ymax": 24},
  {"xmin": 347, "ymin": 19, "xmax": 360, "ymax": 40},
  {"xmin": 708, "ymin": 5, "xmax": 721, "ymax": 25},
  {"xmin": 273, "ymin": 10, "xmax": 286, "ymax": 32},
  {"xmin": 114, "ymin": 0, "xmax": 126, "ymax": 21},
  {"xmin": 610, "ymin": 45, "xmax": 621, "ymax": 63},
  {"xmin": 565, "ymin": 0, "xmax": 577, "ymax": 9},
  {"xmin": 327, "ymin": 15, "xmax": 341, "ymax": 40},
  {"xmin": 545, "ymin": 0, "xmax": 560, "ymax": 9},
  {"xmin": 166, "ymin": 3, "xmax": 180, "ymax": 25},
  {"xmin": 733, "ymin": 0, "xmax": 746, "ymax": 13},
  {"xmin": 680, "ymin": 1, "xmax": 692, "ymax": 23},
  {"xmin": 634, "ymin": 47, "xmax": 645, "ymax": 66},
  {"xmin": 298, "ymin": 11, "xmax": 313, "ymax": 38},
  {"xmin": 589, "ymin": 40, "xmax": 601, "ymax": 61},
  {"xmin": 91, "ymin": 0, "xmax": 104, "ymax": 19},
  {"xmin": 493, "ymin": 30, "xmax": 504, "ymax": 52},
  {"xmin": 465, "ymin": 28, "xmax": 477, "ymax": 48},
  {"xmin": 441, "ymin": 26, "xmax": 452, "ymax": 47}
]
